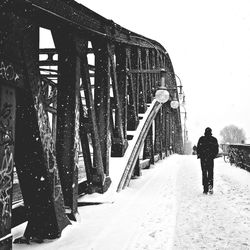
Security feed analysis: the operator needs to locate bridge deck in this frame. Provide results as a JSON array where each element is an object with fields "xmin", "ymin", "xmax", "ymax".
[
  {"xmin": 1, "ymin": 1, "xmax": 184, "ymax": 244},
  {"xmin": 12, "ymin": 156, "xmax": 250, "ymax": 249}
]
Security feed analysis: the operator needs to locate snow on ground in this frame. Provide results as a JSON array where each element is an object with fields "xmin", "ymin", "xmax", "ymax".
[
  {"xmin": 174, "ymin": 156, "xmax": 250, "ymax": 250},
  {"xmin": 12, "ymin": 155, "xmax": 250, "ymax": 250}
]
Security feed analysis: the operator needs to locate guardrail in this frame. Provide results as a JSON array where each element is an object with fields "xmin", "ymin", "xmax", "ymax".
[{"xmin": 221, "ymin": 143, "xmax": 250, "ymax": 171}]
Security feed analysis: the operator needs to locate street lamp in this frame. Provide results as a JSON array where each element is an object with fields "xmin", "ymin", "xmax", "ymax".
[
  {"xmin": 170, "ymin": 92, "xmax": 179, "ymax": 109},
  {"xmin": 175, "ymin": 74, "xmax": 184, "ymax": 102},
  {"xmin": 155, "ymin": 69, "xmax": 180, "ymax": 109},
  {"xmin": 155, "ymin": 69, "xmax": 170, "ymax": 104},
  {"xmin": 180, "ymin": 103, "xmax": 188, "ymax": 154}
]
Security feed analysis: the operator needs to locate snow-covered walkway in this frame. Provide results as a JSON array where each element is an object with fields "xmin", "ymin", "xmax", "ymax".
[
  {"xmin": 12, "ymin": 155, "xmax": 250, "ymax": 250},
  {"xmin": 173, "ymin": 156, "xmax": 250, "ymax": 250}
]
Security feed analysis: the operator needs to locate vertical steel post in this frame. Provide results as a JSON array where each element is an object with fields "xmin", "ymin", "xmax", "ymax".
[
  {"xmin": 127, "ymin": 48, "xmax": 139, "ymax": 130},
  {"xmin": 145, "ymin": 49, "xmax": 152, "ymax": 103},
  {"xmin": 166, "ymin": 107, "xmax": 171, "ymax": 155},
  {"xmin": 138, "ymin": 48, "xmax": 147, "ymax": 113},
  {"xmin": 151, "ymin": 50, "xmax": 157, "ymax": 93},
  {"xmin": 80, "ymin": 42, "xmax": 111, "ymax": 193},
  {"xmin": 79, "ymin": 97, "xmax": 93, "ymax": 184},
  {"xmin": 107, "ymin": 43, "xmax": 128, "ymax": 157},
  {"xmin": 0, "ymin": 84, "xmax": 16, "ymax": 250},
  {"xmin": 53, "ymin": 31, "xmax": 80, "ymax": 220},
  {"xmin": 132, "ymin": 158, "xmax": 141, "ymax": 178},
  {"xmin": 14, "ymin": 21, "xmax": 70, "ymax": 242},
  {"xmin": 154, "ymin": 108, "xmax": 163, "ymax": 159},
  {"xmin": 143, "ymin": 125, "xmax": 155, "ymax": 165},
  {"xmin": 93, "ymin": 40, "xmax": 111, "ymax": 172},
  {"xmin": 161, "ymin": 103, "xmax": 167, "ymax": 157},
  {"xmin": 0, "ymin": 12, "xmax": 17, "ymax": 249},
  {"xmin": 116, "ymin": 45, "xmax": 128, "ymax": 143}
]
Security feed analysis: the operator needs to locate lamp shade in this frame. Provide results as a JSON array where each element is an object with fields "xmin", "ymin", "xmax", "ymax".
[
  {"xmin": 155, "ymin": 88, "xmax": 170, "ymax": 103},
  {"xmin": 170, "ymin": 100, "xmax": 179, "ymax": 109}
]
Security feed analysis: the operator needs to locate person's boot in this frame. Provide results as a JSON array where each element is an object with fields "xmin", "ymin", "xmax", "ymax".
[
  {"xmin": 203, "ymin": 185, "xmax": 208, "ymax": 194},
  {"xmin": 208, "ymin": 185, "xmax": 213, "ymax": 194}
]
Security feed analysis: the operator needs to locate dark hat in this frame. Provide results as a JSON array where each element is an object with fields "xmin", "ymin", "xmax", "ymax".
[{"xmin": 205, "ymin": 127, "xmax": 212, "ymax": 135}]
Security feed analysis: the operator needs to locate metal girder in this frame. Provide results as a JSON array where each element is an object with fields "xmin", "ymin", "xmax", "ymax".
[
  {"xmin": 137, "ymin": 48, "xmax": 147, "ymax": 114},
  {"xmin": 4, "ymin": 0, "xmax": 167, "ymax": 52},
  {"xmin": 13, "ymin": 19, "xmax": 70, "ymax": 242},
  {"xmin": 53, "ymin": 31, "xmax": 80, "ymax": 220},
  {"xmin": 80, "ymin": 41, "xmax": 111, "ymax": 194},
  {"xmin": 0, "ymin": 84, "xmax": 16, "ymax": 250},
  {"xmin": 115, "ymin": 45, "xmax": 128, "ymax": 141},
  {"xmin": 143, "ymin": 125, "xmax": 155, "ymax": 165},
  {"xmin": 107, "ymin": 43, "xmax": 128, "ymax": 157},
  {"xmin": 92, "ymin": 40, "xmax": 111, "ymax": 171},
  {"xmin": 126, "ymin": 47, "xmax": 139, "ymax": 131}
]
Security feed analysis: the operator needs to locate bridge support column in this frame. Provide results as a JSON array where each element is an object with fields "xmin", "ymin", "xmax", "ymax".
[
  {"xmin": 108, "ymin": 43, "xmax": 128, "ymax": 157},
  {"xmin": 143, "ymin": 125, "xmax": 154, "ymax": 165},
  {"xmin": 127, "ymin": 48, "xmax": 139, "ymax": 130},
  {"xmin": 0, "ymin": 12, "xmax": 20, "ymax": 248},
  {"xmin": 174, "ymin": 113, "xmax": 183, "ymax": 154},
  {"xmin": 80, "ymin": 41, "xmax": 111, "ymax": 194},
  {"xmin": 132, "ymin": 158, "xmax": 141, "ymax": 178},
  {"xmin": 165, "ymin": 108, "xmax": 171, "ymax": 156},
  {"xmin": 145, "ymin": 49, "xmax": 153, "ymax": 103},
  {"xmin": 14, "ymin": 21, "xmax": 70, "ymax": 242},
  {"xmin": 170, "ymin": 115, "xmax": 175, "ymax": 154},
  {"xmin": 78, "ymin": 97, "xmax": 92, "ymax": 186},
  {"xmin": 161, "ymin": 103, "xmax": 168, "ymax": 157},
  {"xmin": 53, "ymin": 31, "xmax": 80, "ymax": 220},
  {"xmin": 138, "ymin": 48, "xmax": 147, "ymax": 114},
  {"xmin": 93, "ymin": 41, "xmax": 111, "ymax": 173},
  {"xmin": 154, "ymin": 108, "xmax": 163, "ymax": 159},
  {"xmin": 116, "ymin": 47, "xmax": 128, "ymax": 138},
  {"xmin": 0, "ymin": 84, "xmax": 16, "ymax": 250}
]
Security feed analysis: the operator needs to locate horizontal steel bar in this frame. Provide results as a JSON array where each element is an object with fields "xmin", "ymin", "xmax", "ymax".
[
  {"xmin": 39, "ymin": 48, "xmax": 57, "ymax": 54},
  {"xmin": 9, "ymin": 0, "xmax": 167, "ymax": 52},
  {"xmin": 40, "ymin": 68, "xmax": 58, "ymax": 73},
  {"xmin": 128, "ymin": 69, "xmax": 161, "ymax": 74},
  {"xmin": 39, "ymin": 61, "xmax": 58, "ymax": 66}
]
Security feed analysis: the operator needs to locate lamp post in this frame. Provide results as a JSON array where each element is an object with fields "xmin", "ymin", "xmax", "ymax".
[
  {"xmin": 155, "ymin": 69, "xmax": 181, "ymax": 108},
  {"xmin": 170, "ymin": 92, "xmax": 179, "ymax": 109},
  {"xmin": 174, "ymin": 73, "xmax": 188, "ymax": 154},
  {"xmin": 155, "ymin": 69, "xmax": 170, "ymax": 104},
  {"xmin": 180, "ymin": 103, "xmax": 188, "ymax": 154},
  {"xmin": 155, "ymin": 69, "xmax": 184, "ymax": 154},
  {"xmin": 175, "ymin": 74, "xmax": 184, "ymax": 102},
  {"xmin": 155, "ymin": 69, "xmax": 188, "ymax": 154}
]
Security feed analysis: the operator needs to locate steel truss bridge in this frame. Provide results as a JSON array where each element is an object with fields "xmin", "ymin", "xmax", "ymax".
[{"xmin": 0, "ymin": 0, "xmax": 183, "ymax": 248}]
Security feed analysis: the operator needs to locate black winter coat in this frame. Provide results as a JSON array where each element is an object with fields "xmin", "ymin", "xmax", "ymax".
[{"xmin": 197, "ymin": 135, "xmax": 219, "ymax": 159}]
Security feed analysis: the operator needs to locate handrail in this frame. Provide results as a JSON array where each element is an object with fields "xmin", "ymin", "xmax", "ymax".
[
  {"xmin": 221, "ymin": 143, "xmax": 250, "ymax": 171},
  {"xmin": 117, "ymin": 100, "xmax": 161, "ymax": 191}
]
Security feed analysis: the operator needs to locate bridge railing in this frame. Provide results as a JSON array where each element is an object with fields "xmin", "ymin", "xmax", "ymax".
[
  {"xmin": 221, "ymin": 143, "xmax": 250, "ymax": 171},
  {"xmin": 0, "ymin": 0, "xmax": 183, "ymax": 247}
]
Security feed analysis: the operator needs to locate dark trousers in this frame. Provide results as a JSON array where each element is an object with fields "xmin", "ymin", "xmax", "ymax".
[{"xmin": 200, "ymin": 157, "xmax": 214, "ymax": 191}]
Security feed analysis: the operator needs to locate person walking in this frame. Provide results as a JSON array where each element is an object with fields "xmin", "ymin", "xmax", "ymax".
[{"xmin": 197, "ymin": 127, "xmax": 219, "ymax": 194}]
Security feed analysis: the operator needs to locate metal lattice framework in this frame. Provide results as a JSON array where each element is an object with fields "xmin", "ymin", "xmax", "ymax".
[{"xmin": 0, "ymin": 0, "xmax": 183, "ymax": 247}]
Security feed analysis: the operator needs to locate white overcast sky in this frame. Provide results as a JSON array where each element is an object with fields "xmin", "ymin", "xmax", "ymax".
[{"xmin": 76, "ymin": 0, "xmax": 250, "ymax": 145}]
